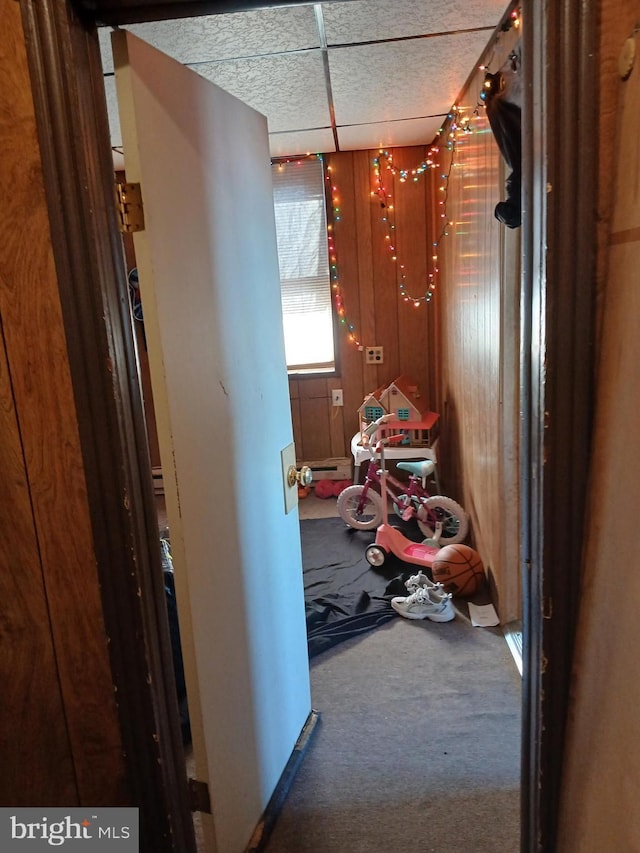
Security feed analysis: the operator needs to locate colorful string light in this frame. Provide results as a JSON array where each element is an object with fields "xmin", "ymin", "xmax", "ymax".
[
  {"xmin": 325, "ymin": 164, "xmax": 362, "ymax": 348},
  {"xmin": 271, "ymin": 5, "xmax": 520, "ymax": 337},
  {"xmin": 371, "ymin": 105, "xmax": 475, "ymax": 306}
]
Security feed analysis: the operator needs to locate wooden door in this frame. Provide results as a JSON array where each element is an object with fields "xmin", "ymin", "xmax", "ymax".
[{"xmin": 112, "ymin": 30, "xmax": 311, "ymax": 852}]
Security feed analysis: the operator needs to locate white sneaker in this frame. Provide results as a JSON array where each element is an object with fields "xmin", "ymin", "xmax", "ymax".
[
  {"xmin": 405, "ymin": 571, "xmax": 435, "ymax": 593},
  {"xmin": 391, "ymin": 586, "xmax": 455, "ymax": 622}
]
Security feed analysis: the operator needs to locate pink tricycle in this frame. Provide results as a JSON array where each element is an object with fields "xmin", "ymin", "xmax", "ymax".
[{"xmin": 363, "ymin": 436, "xmax": 450, "ymax": 569}]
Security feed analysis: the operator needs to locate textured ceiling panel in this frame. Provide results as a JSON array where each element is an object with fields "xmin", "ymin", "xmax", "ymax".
[
  {"xmin": 329, "ymin": 31, "xmax": 491, "ymax": 126},
  {"xmin": 269, "ymin": 128, "xmax": 336, "ymax": 159},
  {"xmin": 194, "ymin": 51, "xmax": 331, "ymax": 134},
  {"xmin": 98, "ymin": 5, "xmax": 318, "ymax": 73},
  {"xmin": 103, "ymin": 75, "xmax": 122, "ymax": 150},
  {"xmin": 337, "ymin": 116, "xmax": 445, "ymax": 152},
  {"xmin": 322, "ymin": 0, "xmax": 509, "ymax": 44},
  {"xmin": 103, "ymin": 75, "xmax": 335, "ymax": 163},
  {"xmin": 99, "ymin": 1, "xmax": 503, "ymax": 159}
]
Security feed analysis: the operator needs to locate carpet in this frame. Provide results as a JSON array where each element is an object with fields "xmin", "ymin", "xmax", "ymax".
[
  {"xmin": 265, "ymin": 601, "xmax": 522, "ymax": 852},
  {"xmin": 300, "ymin": 516, "xmax": 424, "ymax": 658}
]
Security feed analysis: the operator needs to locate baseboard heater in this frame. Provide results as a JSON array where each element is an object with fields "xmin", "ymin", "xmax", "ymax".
[{"xmin": 300, "ymin": 457, "xmax": 351, "ymax": 481}]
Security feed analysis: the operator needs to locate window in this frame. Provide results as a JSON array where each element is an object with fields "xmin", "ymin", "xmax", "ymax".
[
  {"xmin": 272, "ymin": 156, "xmax": 335, "ymax": 374},
  {"xmin": 365, "ymin": 406, "xmax": 384, "ymax": 421},
  {"xmin": 397, "ymin": 408, "xmax": 410, "ymax": 420}
]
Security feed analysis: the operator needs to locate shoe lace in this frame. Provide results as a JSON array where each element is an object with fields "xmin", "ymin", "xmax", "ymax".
[
  {"xmin": 407, "ymin": 587, "xmax": 431, "ymax": 605},
  {"xmin": 405, "ymin": 572, "xmax": 428, "ymax": 591},
  {"xmin": 425, "ymin": 586, "xmax": 452, "ymax": 605}
]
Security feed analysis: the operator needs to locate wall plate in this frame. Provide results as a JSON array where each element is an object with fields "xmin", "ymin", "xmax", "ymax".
[{"xmin": 366, "ymin": 346, "xmax": 384, "ymax": 364}]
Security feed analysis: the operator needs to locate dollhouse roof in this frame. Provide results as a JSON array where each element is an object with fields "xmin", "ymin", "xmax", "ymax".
[
  {"xmin": 359, "ymin": 375, "xmax": 430, "ymax": 421},
  {"xmin": 358, "ymin": 386, "xmax": 386, "ymax": 412},
  {"xmin": 381, "ymin": 375, "xmax": 429, "ymax": 418}
]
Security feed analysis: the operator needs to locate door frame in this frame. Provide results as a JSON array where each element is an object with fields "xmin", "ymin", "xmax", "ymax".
[{"xmin": 19, "ymin": 1, "xmax": 598, "ymax": 850}]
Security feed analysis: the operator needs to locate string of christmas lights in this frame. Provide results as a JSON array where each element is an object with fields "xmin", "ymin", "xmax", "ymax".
[
  {"xmin": 368, "ymin": 6, "xmax": 520, "ymax": 308},
  {"xmin": 478, "ymin": 6, "xmax": 521, "ymax": 81},
  {"xmin": 371, "ymin": 105, "xmax": 474, "ymax": 306},
  {"xmin": 271, "ymin": 6, "xmax": 521, "ymax": 342},
  {"xmin": 325, "ymin": 163, "xmax": 362, "ymax": 348}
]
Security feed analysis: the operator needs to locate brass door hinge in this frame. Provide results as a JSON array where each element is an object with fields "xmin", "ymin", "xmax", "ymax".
[
  {"xmin": 188, "ymin": 777, "xmax": 211, "ymax": 814},
  {"xmin": 115, "ymin": 181, "xmax": 145, "ymax": 233}
]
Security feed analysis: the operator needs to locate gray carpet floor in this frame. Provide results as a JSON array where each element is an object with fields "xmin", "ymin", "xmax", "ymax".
[{"xmin": 264, "ymin": 607, "xmax": 521, "ymax": 853}]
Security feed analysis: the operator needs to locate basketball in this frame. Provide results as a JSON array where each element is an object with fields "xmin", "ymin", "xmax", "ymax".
[{"xmin": 431, "ymin": 544, "xmax": 485, "ymax": 597}]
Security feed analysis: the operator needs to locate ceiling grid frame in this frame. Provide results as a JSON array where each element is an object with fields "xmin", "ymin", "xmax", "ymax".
[{"xmin": 100, "ymin": 0, "xmax": 511, "ymax": 160}]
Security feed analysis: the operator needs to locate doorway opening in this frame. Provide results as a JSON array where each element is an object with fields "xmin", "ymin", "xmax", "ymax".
[{"xmin": 99, "ymin": 5, "xmax": 520, "ymax": 844}]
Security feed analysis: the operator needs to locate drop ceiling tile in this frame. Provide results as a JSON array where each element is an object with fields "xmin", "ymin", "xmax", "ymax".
[
  {"xmin": 98, "ymin": 30, "xmax": 114, "ymax": 72},
  {"xmin": 193, "ymin": 51, "xmax": 331, "ymax": 134},
  {"xmin": 102, "ymin": 75, "xmax": 122, "ymax": 150},
  {"xmin": 322, "ymin": 0, "xmax": 509, "ymax": 43},
  {"xmin": 329, "ymin": 31, "xmax": 491, "ymax": 126},
  {"xmin": 269, "ymin": 129, "xmax": 336, "ymax": 159},
  {"xmin": 103, "ymin": 74, "xmax": 332, "ymax": 164},
  {"xmin": 98, "ymin": 5, "xmax": 318, "ymax": 73},
  {"xmin": 337, "ymin": 116, "xmax": 445, "ymax": 151}
]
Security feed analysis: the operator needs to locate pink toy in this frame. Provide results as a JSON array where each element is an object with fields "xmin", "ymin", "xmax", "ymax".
[
  {"xmin": 338, "ymin": 414, "xmax": 467, "ymax": 544},
  {"xmin": 364, "ymin": 437, "xmax": 444, "ymax": 570},
  {"xmin": 314, "ymin": 479, "xmax": 335, "ymax": 499},
  {"xmin": 332, "ymin": 479, "xmax": 352, "ymax": 497}
]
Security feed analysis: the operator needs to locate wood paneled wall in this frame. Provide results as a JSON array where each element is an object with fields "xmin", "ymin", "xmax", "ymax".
[
  {"xmin": 434, "ymin": 40, "xmax": 521, "ymax": 622},
  {"xmin": 0, "ymin": 0, "xmax": 127, "ymax": 806},
  {"xmin": 558, "ymin": 1, "xmax": 640, "ymax": 846},
  {"xmin": 290, "ymin": 147, "xmax": 439, "ymax": 464},
  {"xmin": 289, "ymin": 119, "xmax": 521, "ymax": 622}
]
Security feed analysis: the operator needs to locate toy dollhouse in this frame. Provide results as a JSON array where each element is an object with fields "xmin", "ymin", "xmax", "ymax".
[{"xmin": 357, "ymin": 375, "xmax": 438, "ymax": 447}]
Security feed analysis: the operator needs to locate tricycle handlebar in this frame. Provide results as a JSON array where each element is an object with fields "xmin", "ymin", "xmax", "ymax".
[{"xmin": 361, "ymin": 412, "xmax": 394, "ymax": 441}]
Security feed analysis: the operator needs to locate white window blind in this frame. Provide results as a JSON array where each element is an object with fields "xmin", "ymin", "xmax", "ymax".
[{"xmin": 272, "ymin": 156, "xmax": 335, "ymax": 373}]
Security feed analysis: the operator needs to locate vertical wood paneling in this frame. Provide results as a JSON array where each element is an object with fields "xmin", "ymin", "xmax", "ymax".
[
  {"xmin": 298, "ymin": 378, "xmax": 331, "ymax": 459},
  {"xmin": 295, "ymin": 98, "xmax": 520, "ymax": 624},
  {"xmin": 289, "ymin": 378, "xmax": 302, "ymax": 454},
  {"xmin": 426, "ymin": 165, "xmax": 443, "ymax": 414},
  {"xmin": 0, "ymin": 0, "xmax": 126, "ymax": 804},
  {"xmin": 0, "ymin": 327, "xmax": 78, "ymax": 806},
  {"xmin": 296, "ymin": 147, "xmax": 439, "ymax": 465},
  {"xmin": 558, "ymin": 2, "xmax": 640, "ymax": 844},
  {"xmin": 370, "ymin": 154, "xmax": 400, "ymax": 384},
  {"xmin": 353, "ymin": 151, "xmax": 379, "ymax": 395},
  {"xmin": 389, "ymin": 148, "xmax": 430, "ymax": 393},
  {"xmin": 327, "ymin": 376, "xmax": 345, "ymax": 457},
  {"xmin": 331, "ymin": 152, "xmax": 363, "ymax": 449},
  {"xmin": 436, "ymin": 41, "xmax": 521, "ymax": 622}
]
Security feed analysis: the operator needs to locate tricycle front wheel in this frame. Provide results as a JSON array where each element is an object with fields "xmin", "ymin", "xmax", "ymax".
[{"xmin": 365, "ymin": 544, "xmax": 388, "ymax": 567}]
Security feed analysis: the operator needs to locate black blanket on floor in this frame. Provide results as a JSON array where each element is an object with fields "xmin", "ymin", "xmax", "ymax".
[{"xmin": 300, "ymin": 516, "xmax": 421, "ymax": 658}]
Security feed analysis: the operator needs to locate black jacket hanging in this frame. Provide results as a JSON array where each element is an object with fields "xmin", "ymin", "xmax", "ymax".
[{"xmin": 483, "ymin": 46, "xmax": 522, "ymax": 229}]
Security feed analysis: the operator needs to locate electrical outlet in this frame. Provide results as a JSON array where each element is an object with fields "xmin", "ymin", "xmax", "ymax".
[
  {"xmin": 332, "ymin": 389, "xmax": 344, "ymax": 406},
  {"xmin": 366, "ymin": 346, "xmax": 384, "ymax": 364}
]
